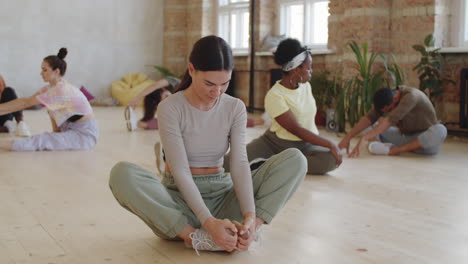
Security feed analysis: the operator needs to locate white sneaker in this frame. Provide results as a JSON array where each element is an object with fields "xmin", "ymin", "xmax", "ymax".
[
  {"xmin": 16, "ymin": 121, "xmax": 31, "ymax": 137},
  {"xmin": 189, "ymin": 229, "xmax": 224, "ymax": 255},
  {"xmin": 4, "ymin": 120, "xmax": 17, "ymax": 134},
  {"xmin": 154, "ymin": 142, "xmax": 165, "ymax": 175},
  {"xmin": 249, "ymin": 226, "xmax": 263, "ymax": 251},
  {"xmin": 368, "ymin": 141, "xmax": 394, "ymax": 155},
  {"xmin": 124, "ymin": 106, "xmax": 138, "ymax": 131}
]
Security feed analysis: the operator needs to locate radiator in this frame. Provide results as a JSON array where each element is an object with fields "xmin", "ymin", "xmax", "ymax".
[{"xmin": 461, "ymin": 68, "xmax": 468, "ymax": 128}]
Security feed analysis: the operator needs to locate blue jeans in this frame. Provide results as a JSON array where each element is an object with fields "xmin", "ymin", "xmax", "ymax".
[{"xmin": 379, "ymin": 124, "xmax": 447, "ymax": 155}]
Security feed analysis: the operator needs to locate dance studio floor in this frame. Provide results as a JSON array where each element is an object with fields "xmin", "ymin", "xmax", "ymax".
[{"xmin": 1, "ymin": 106, "xmax": 468, "ymax": 264}]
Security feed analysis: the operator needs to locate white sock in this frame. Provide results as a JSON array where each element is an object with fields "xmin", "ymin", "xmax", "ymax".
[
  {"xmin": 368, "ymin": 142, "xmax": 394, "ymax": 155},
  {"xmin": 4, "ymin": 120, "xmax": 17, "ymax": 134}
]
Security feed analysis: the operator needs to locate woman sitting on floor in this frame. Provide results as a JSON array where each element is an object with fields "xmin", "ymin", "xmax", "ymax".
[
  {"xmin": 0, "ymin": 48, "xmax": 98, "ymax": 151},
  {"xmin": 225, "ymin": 38, "xmax": 342, "ymax": 175},
  {"xmin": 124, "ymin": 76, "xmax": 265, "ymax": 131},
  {"xmin": 109, "ymin": 35, "xmax": 307, "ymax": 254}
]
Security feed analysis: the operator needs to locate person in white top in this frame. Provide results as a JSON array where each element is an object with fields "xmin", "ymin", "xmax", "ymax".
[{"xmin": 0, "ymin": 48, "xmax": 98, "ymax": 151}]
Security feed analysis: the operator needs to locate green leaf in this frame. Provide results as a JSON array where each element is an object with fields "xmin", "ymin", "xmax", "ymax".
[
  {"xmin": 430, "ymin": 89, "xmax": 444, "ymax": 97},
  {"xmin": 153, "ymin": 66, "xmax": 176, "ymax": 77},
  {"xmin": 425, "ymin": 34, "xmax": 435, "ymax": 47},
  {"xmin": 412, "ymin": 45, "xmax": 426, "ymax": 54}
]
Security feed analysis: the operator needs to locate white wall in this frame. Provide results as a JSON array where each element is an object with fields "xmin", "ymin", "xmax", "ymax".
[{"xmin": 0, "ymin": 0, "xmax": 165, "ymax": 98}]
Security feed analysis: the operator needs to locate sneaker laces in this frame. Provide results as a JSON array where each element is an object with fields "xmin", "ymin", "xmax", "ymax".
[
  {"xmin": 247, "ymin": 226, "xmax": 263, "ymax": 252},
  {"xmin": 189, "ymin": 229, "xmax": 223, "ymax": 256}
]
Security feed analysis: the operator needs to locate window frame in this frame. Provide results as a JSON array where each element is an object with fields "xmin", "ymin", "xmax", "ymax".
[
  {"xmin": 450, "ymin": 0, "xmax": 468, "ymax": 47},
  {"xmin": 278, "ymin": 0, "xmax": 329, "ymax": 49},
  {"xmin": 461, "ymin": 0, "xmax": 468, "ymax": 47},
  {"xmin": 217, "ymin": 0, "xmax": 250, "ymax": 52}
]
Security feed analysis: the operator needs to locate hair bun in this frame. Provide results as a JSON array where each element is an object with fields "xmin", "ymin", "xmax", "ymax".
[{"xmin": 57, "ymin": 48, "xmax": 68, "ymax": 60}]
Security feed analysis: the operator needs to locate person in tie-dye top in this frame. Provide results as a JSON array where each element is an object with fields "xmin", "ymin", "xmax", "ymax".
[{"xmin": 0, "ymin": 48, "xmax": 98, "ymax": 151}]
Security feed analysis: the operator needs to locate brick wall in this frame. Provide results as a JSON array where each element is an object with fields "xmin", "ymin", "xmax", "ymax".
[
  {"xmin": 163, "ymin": 0, "xmax": 213, "ymax": 76},
  {"xmin": 163, "ymin": 0, "xmax": 189, "ymax": 76}
]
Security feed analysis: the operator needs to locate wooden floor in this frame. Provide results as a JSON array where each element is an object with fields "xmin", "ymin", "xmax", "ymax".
[{"xmin": 1, "ymin": 107, "xmax": 468, "ymax": 264}]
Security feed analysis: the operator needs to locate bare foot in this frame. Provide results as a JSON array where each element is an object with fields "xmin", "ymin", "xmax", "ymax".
[{"xmin": 137, "ymin": 120, "xmax": 147, "ymax": 129}]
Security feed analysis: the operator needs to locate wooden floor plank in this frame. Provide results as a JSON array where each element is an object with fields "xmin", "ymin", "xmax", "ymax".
[{"xmin": 1, "ymin": 106, "xmax": 467, "ymax": 263}]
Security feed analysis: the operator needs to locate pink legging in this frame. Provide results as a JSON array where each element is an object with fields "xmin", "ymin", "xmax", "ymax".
[{"xmin": 145, "ymin": 118, "xmax": 159, "ymax": 130}]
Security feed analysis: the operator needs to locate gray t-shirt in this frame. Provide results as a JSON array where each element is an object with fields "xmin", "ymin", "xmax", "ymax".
[
  {"xmin": 157, "ymin": 91, "xmax": 255, "ymax": 223},
  {"xmin": 366, "ymin": 86, "xmax": 438, "ymax": 134}
]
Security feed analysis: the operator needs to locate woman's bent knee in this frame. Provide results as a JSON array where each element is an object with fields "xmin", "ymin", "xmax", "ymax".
[
  {"xmin": 307, "ymin": 152, "xmax": 336, "ymax": 175},
  {"xmin": 279, "ymin": 148, "xmax": 308, "ymax": 174},
  {"xmin": 109, "ymin": 161, "xmax": 134, "ymax": 189}
]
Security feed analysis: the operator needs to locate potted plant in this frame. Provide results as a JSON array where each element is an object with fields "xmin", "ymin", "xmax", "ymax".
[
  {"xmin": 412, "ymin": 34, "xmax": 454, "ymax": 105},
  {"xmin": 309, "ymin": 70, "xmax": 341, "ymax": 128},
  {"xmin": 336, "ymin": 41, "xmax": 407, "ymax": 131}
]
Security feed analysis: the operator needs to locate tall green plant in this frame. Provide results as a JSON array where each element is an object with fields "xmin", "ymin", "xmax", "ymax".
[
  {"xmin": 336, "ymin": 41, "xmax": 407, "ymax": 130},
  {"xmin": 384, "ymin": 54, "xmax": 407, "ymax": 88},
  {"xmin": 338, "ymin": 41, "xmax": 385, "ymax": 128},
  {"xmin": 413, "ymin": 34, "xmax": 454, "ymax": 104}
]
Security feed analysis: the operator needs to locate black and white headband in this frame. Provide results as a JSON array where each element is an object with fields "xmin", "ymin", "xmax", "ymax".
[{"xmin": 281, "ymin": 49, "xmax": 312, "ymax": 72}]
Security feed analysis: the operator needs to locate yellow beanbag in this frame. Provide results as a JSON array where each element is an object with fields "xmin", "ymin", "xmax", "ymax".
[{"xmin": 111, "ymin": 73, "xmax": 155, "ymax": 106}]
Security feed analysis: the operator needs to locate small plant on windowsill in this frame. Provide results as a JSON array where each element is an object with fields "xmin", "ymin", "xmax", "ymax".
[{"xmin": 412, "ymin": 34, "xmax": 455, "ymax": 105}]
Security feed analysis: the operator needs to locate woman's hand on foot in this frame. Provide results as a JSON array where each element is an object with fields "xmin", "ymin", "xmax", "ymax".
[
  {"xmin": 234, "ymin": 213, "xmax": 256, "ymax": 251},
  {"xmin": 203, "ymin": 217, "xmax": 238, "ymax": 252}
]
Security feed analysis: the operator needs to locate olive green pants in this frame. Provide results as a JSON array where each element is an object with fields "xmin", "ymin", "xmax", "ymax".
[{"xmin": 225, "ymin": 130, "xmax": 336, "ymax": 175}]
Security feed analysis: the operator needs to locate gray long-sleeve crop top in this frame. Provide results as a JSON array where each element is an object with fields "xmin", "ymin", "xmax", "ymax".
[{"xmin": 156, "ymin": 91, "xmax": 255, "ymax": 224}]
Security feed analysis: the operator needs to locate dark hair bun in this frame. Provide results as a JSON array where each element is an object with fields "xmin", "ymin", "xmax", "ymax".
[
  {"xmin": 57, "ymin": 48, "xmax": 68, "ymax": 60},
  {"xmin": 273, "ymin": 38, "xmax": 306, "ymax": 66}
]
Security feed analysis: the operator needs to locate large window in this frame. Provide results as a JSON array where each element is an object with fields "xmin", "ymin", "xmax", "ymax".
[
  {"xmin": 279, "ymin": 0, "xmax": 329, "ymax": 48},
  {"xmin": 450, "ymin": 0, "xmax": 468, "ymax": 47},
  {"xmin": 218, "ymin": 0, "xmax": 250, "ymax": 51}
]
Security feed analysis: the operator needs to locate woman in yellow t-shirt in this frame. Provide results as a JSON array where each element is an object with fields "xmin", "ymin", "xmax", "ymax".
[{"xmin": 227, "ymin": 38, "xmax": 342, "ymax": 175}]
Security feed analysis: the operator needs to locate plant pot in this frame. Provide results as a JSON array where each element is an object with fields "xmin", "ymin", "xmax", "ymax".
[{"xmin": 315, "ymin": 110, "xmax": 326, "ymax": 127}]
